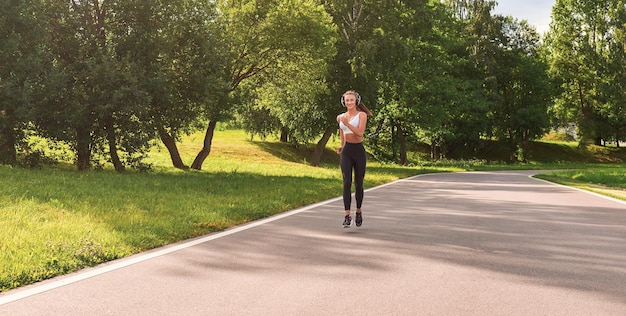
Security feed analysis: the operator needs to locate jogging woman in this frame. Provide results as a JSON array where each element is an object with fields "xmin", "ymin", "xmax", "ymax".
[{"xmin": 336, "ymin": 90, "xmax": 373, "ymax": 227}]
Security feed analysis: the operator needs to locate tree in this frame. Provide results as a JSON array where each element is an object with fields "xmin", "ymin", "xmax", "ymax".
[
  {"xmin": 33, "ymin": 0, "xmax": 227, "ymax": 171},
  {"xmin": 190, "ymin": 0, "xmax": 337, "ymax": 170},
  {"xmin": 546, "ymin": 0, "xmax": 626, "ymax": 145},
  {"xmin": 446, "ymin": 0, "xmax": 553, "ymax": 161},
  {"xmin": 0, "ymin": 0, "xmax": 49, "ymax": 165},
  {"xmin": 241, "ymin": 52, "xmax": 334, "ymax": 147},
  {"xmin": 594, "ymin": 0, "xmax": 626, "ymax": 145},
  {"xmin": 487, "ymin": 17, "xmax": 553, "ymax": 161},
  {"xmin": 110, "ymin": 0, "xmax": 229, "ymax": 169},
  {"xmin": 38, "ymin": 0, "xmax": 152, "ymax": 171},
  {"xmin": 358, "ymin": 0, "xmax": 487, "ymax": 163}
]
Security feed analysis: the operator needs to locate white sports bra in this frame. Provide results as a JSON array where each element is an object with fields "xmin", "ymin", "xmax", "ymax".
[{"xmin": 339, "ymin": 113, "xmax": 360, "ymax": 134}]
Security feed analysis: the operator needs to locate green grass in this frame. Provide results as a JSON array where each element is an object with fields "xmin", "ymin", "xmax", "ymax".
[
  {"xmin": 547, "ymin": 167, "xmax": 626, "ymax": 188},
  {"xmin": 534, "ymin": 166, "xmax": 626, "ymax": 200},
  {"xmin": 1, "ymin": 129, "xmax": 625, "ymax": 292}
]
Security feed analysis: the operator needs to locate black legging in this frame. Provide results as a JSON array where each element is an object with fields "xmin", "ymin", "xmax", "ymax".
[{"xmin": 341, "ymin": 142, "xmax": 366, "ymax": 210}]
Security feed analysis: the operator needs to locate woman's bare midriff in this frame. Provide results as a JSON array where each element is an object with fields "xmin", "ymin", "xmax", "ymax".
[{"xmin": 344, "ymin": 134, "xmax": 363, "ymax": 144}]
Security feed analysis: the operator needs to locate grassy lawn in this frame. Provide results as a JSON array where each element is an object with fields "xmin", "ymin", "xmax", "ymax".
[
  {"xmin": 1, "ymin": 129, "xmax": 625, "ymax": 292},
  {"xmin": 534, "ymin": 167, "xmax": 626, "ymax": 201}
]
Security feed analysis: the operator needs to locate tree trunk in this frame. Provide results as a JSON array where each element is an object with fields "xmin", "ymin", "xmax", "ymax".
[
  {"xmin": 0, "ymin": 128, "xmax": 17, "ymax": 165},
  {"xmin": 521, "ymin": 133, "xmax": 530, "ymax": 163},
  {"xmin": 191, "ymin": 120, "xmax": 218, "ymax": 170},
  {"xmin": 430, "ymin": 143, "xmax": 436, "ymax": 161},
  {"xmin": 391, "ymin": 125, "xmax": 397, "ymax": 162},
  {"xmin": 105, "ymin": 117, "xmax": 125, "ymax": 172},
  {"xmin": 280, "ymin": 127, "xmax": 289, "ymax": 143},
  {"xmin": 310, "ymin": 126, "xmax": 334, "ymax": 167},
  {"xmin": 397, "ymin": 124, "xmax": 408, "ymax": 165},
  {"xmin": 159, "ymin": 128, "xmax": 188, "ymax": 169},
  {"xmin": 594, "ymin": 137, "xmax": 602, "ymax": 146},
  {"xmin": 76, "ymin": 126, "xmax": 91, "ymax": 171}
]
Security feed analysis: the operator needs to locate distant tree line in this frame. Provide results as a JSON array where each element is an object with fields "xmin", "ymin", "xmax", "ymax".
[{"xmin": 1, "ymin": 0, "xmax": 624, "ymax": 171}]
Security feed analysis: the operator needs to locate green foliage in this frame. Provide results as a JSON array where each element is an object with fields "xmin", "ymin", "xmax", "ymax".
[
  {"xmin": 229, "ymin": 0, "xmax": 338, "ymax": 145},
  {"xmin": 25, "ymin": 0, "xmax": 236, "ymax": 171},
  {"xmin": 546, "ymin": 0, "xmax": 626, "ymax": 144},
  {"xmin": 33, "ymin": 1, "xmax": 155, "ymax": 171},
  {"xmin": 0, "ymin": 0, "xmax": 49, "ymax": 165},
  {"xmin": 3, "ymin": 0, "xmax": 623, "ymax": 173},
  {"xmin": 468, "ymin": 13, "xmax": 554, "ymax": 162}
]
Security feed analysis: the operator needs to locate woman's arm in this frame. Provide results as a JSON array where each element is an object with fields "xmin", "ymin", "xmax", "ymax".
[
  {"xmin": 337, "ymin": 115, "xmax": 345, "ymax": 153},
  {"xmin": 343, "ymin": 112, "xmax": 367, "ymax": 137}
]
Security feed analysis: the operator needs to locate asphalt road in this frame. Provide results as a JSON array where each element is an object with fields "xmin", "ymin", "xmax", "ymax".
[{"xmin": 2, "ymin": 170, "xmax": 626, "ymax": 315}]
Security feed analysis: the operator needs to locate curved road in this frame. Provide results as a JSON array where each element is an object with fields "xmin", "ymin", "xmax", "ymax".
[{"xmin": 2, "ymin": 170, "xmax": 626, "ymax": 315}]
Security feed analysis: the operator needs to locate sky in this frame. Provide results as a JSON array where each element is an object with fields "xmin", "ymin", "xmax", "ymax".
[{"xmin": 492, "ymin": 0, "xmax": 556, "ymax": 34}]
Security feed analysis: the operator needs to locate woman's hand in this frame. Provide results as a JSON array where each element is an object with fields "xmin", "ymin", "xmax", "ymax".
[
  {"xmin": 336, "ymin": 146, "xmax": 343, "ymax": 154},
  {"xmin": 340, "ymin": 114, "xmax": 351, "ymax": 126}
]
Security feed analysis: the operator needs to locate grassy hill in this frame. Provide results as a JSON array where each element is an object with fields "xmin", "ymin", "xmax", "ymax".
[{"xmin": 472, "ymin": 139, "xmax": 626, "ymax": 164}]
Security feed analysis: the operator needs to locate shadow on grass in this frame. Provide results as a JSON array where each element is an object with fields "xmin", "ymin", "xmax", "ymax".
[{"xmin": 250, "ymin": 140, "xmax": 340, "ymax": 165}]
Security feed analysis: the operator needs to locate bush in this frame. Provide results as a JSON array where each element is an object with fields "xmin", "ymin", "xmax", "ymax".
[{"xmin": 17, "ymin": 150, "xmax": 58, "ymax": 169}]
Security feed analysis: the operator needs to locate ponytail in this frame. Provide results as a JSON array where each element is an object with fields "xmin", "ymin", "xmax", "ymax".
[{"xmin": 357, "ymin": 103, "xmax": 373, "ymax": 117}]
